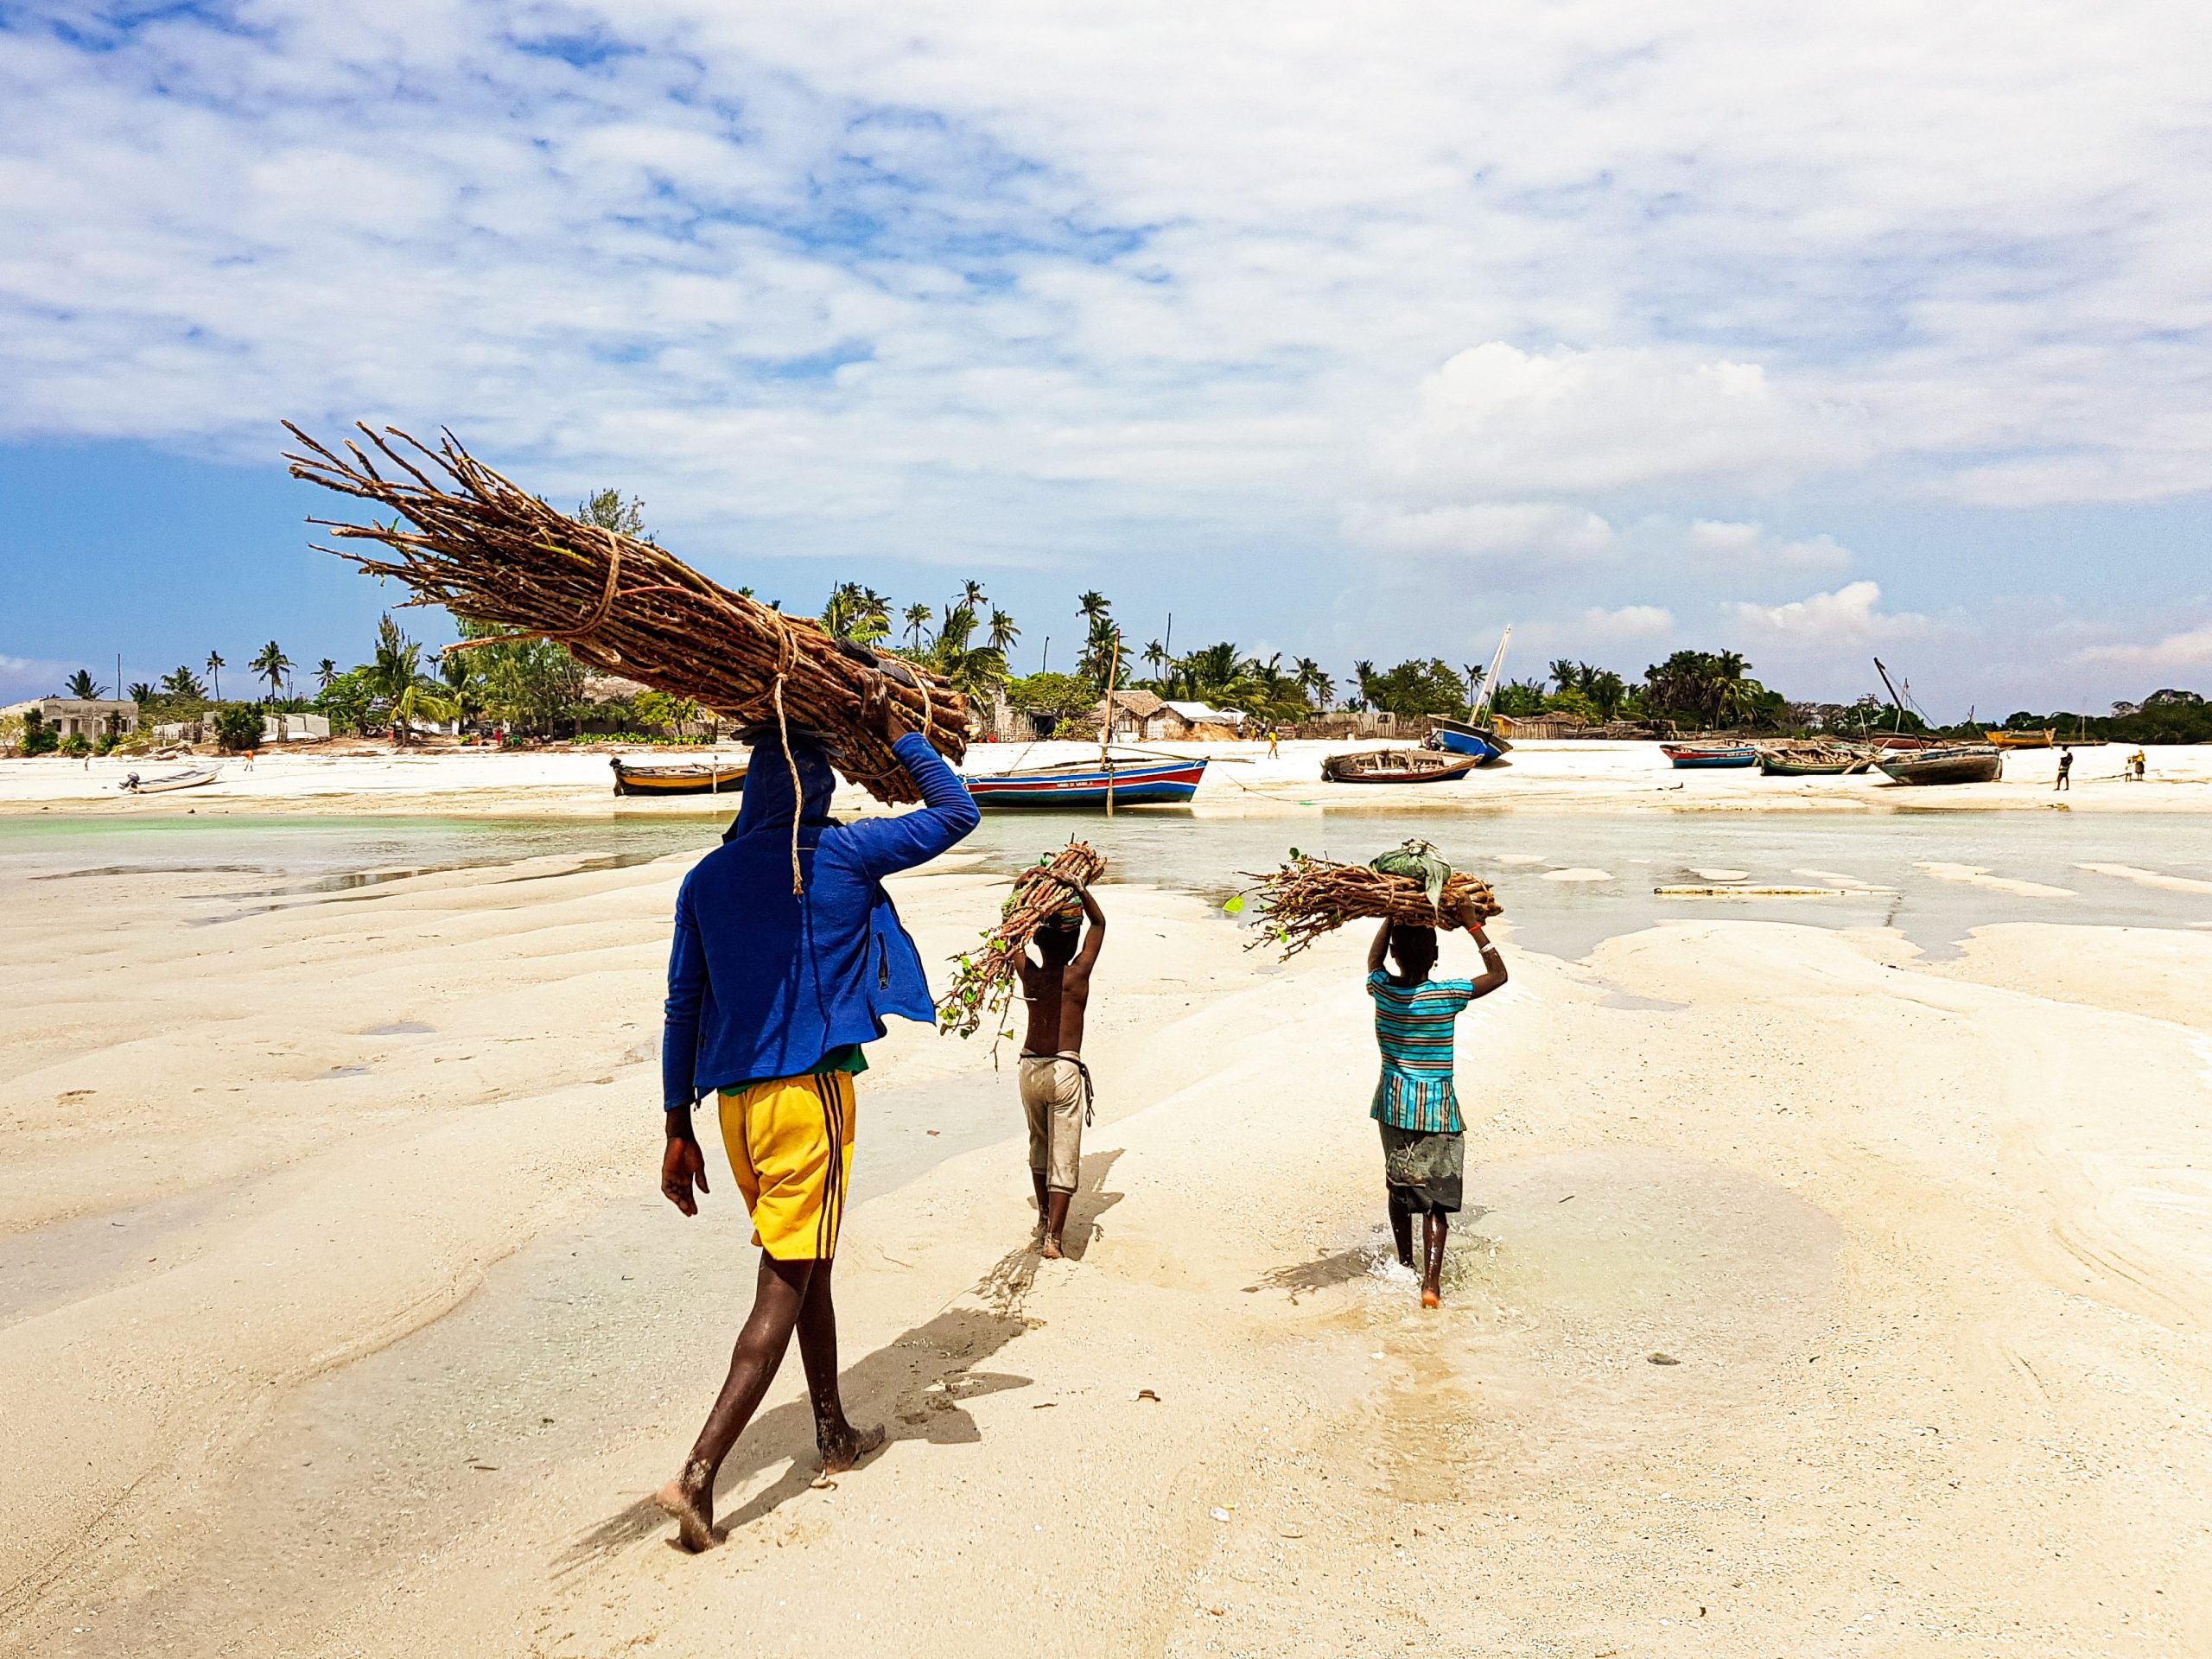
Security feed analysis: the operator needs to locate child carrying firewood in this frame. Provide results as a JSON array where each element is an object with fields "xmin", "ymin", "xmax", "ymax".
[
  {"xmin": 1017, "ymin": 880, "xmax": 1106, "ymax": 1258},
  {"xmin": 1364, "ymin": 899, "xmax": 1507, "ymax": 1306}
]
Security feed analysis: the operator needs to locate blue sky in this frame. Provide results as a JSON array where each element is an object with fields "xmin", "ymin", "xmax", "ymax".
[{"xmin": 4, "ymin": 2, "xmax": 2209, "ymax": 716}]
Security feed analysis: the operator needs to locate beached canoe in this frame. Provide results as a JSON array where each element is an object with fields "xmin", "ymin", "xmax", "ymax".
[
  {"xmin": 963, "ymin": 755, "xmax": 1207, "ymax": 809},
  {"xmin": 1985, "ymin": 728, "xmax": 2055, "ymax": 749},
  {"xmin": 1877, "ymin": 744, "xmax": 2005, "ymax": 785},
  {"xmin": 1758, "ymin": 745, "xmax": 1872, "ymax": 777},
  {"xmin": 1661, "ymin": 742, "xmax": 1758, "ymax": 769},
  {"xmin": 1320, "ymin": 748, "xmax": 1480, "ymax": 785},
  {"xmin": 609, "ymin": 757, "xmax": 748, "ymax": 797},
  {"xmin": 122, "ymin": 767, "xmax": 219, "ymax": 795}
]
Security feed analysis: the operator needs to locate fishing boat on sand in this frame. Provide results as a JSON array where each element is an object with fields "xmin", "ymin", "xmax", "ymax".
[
  {"xmin": 963, "ymin": 754, "xmax": 1208, "ymax": 809},
  {"xmin": 609, "ymin": 757, "xmax": 749, "ymax": 797},
  {"xmin": 1985, "ymin": 728, "xmax": 2055, "ymax": 750},
  {"xmin": 1425, "ymin": 717, "xmax": 1508, "ymax": 762},
  {"xmin": 1757, "ymin": 743, "xmax": 1873, "ymax": 777},
  {"xmin": 1321, "ymin": 748, "xmax": 1481, "ymax": 785},
  {"xmin": 121, "ymin": 767, "xmax": 219, "ymax": 795},
  {"xmin": 1661, "ymin": 741, "xmax": 1758, "ymax": 769},
  {"xmin": 1876, "ymin": 744, "xmax": 2005, "ymax": 785}
]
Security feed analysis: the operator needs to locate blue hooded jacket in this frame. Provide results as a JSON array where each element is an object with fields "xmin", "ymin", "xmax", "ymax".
[{"xmin": 661, "ymin": 729, "xmax": 980, "ymax": 1110}]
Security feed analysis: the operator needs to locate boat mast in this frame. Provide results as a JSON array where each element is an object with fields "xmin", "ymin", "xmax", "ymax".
[
  {"xmin": 1475, "ymin": 625, "xmax": 1513, "ymax": 720},
  {"xmin": 1872, "ymin": 658, "xmax": 1908, "ymax": 734},
  {"xmin": 1103, "ymin": 626, "xmax": 1121, "ymax": 817}
]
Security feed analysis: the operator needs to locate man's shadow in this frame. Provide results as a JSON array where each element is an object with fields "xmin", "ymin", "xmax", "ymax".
[{"xmin": 561, "ymin": 1147, "xmax": 1127, "ymax": 1565}]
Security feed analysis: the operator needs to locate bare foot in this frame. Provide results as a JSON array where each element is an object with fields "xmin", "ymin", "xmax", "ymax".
[
  {"xmin": 817, "ymin": 1421, "xmax": 887, "ymax": 1475},
  {"xmin": 654, "ymin": 1462, "xmax": 718, "ymax": 1553},
  {"xmin": 1421, "ymin": 1286, "xmax": 1441, "ymax": 1309},
  {"xmin": 1039, "ymin": 1234, "xmax": 1064, "ymax": 1260}
]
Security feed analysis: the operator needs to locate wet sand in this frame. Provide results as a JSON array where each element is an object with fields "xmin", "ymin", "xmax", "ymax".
[{"xmin": 3, "ymin": 827, "xmax": 2210, "ymax": 1655}]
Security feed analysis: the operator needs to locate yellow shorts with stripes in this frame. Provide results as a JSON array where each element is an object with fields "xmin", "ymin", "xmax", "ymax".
[{"xmin": 717, "ymin": 1072, "xmax": 857, "ymax": 1261}]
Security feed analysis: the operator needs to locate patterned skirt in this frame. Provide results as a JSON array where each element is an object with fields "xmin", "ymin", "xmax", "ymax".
[{"xmin": 1379, "ymin": 1122, "xmax": 1465, "ymax": 1214}]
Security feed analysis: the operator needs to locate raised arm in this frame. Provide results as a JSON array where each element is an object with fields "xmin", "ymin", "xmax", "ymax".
[
  {"xmin": 840, "ymin": 675, "xmax": 982, "ymax": 880},
  {"xmin": 1367, "ymin": 917, "xmax": 1393, "ymax": 974},
  {"xmin": 1464, "ymin": 914, "xmax": 1508, "ymax": 998},
  {"xmin": 1070, "ymin": 883, "xmax": 1108, "ymax": 978}
]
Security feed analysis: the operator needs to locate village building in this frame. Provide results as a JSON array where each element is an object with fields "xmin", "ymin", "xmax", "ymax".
[
  {"xmin": 1, "ymin": 696, "xmax": 137, "ymax": 741},
  {"xmin": 1091, "ymin": 691, "xmax": 1249, "ymax": 741}
]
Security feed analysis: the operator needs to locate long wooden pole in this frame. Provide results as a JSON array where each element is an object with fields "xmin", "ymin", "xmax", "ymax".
[{"xmin": 1103, "ymin": 626, "xmax": 1120, "ymax": 817}]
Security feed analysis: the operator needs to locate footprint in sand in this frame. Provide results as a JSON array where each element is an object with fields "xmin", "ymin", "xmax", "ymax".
[
  {"xmin": 1914, "ymin": 861, "xmax": 2075, "ymax": 899},
  {"xmin": 1541, "ymin": 868, "xmax": 1612, "ymax": 883}
]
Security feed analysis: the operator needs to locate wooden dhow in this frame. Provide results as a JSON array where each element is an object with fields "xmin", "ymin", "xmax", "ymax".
[
  {"xmin": 609, "ymin": 756, "xmax": 748, "ymax": 796},
  {"xmin": 1320, "ymin": 747, "xmax": 1481, "ymax": 785}
]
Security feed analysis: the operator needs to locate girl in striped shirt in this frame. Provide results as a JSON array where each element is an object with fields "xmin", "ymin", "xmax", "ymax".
[{"xmin": 1366, "ymin": 906, "xmax": 1508, "ymax": 1306}]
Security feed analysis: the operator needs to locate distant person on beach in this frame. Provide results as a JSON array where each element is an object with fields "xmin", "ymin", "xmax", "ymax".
[
  {"xmin": 2056, "ymin": 746, "xmax": 2073, "ymax": 791},
  {"xmin": 1366, "ymin": 904, "xmax": 1508, "ymax": 1308},
  {"xmin": 1267, "ymin": 726, "xmax": 1281, "ymax": 759},
  {"xmin": 2131, "ymin": 748, "xmax": 2147, "ymax": 779},
  {"xmin": 652, "ymin": 676, "xmax": 979, "ymax": 1552},
  {"xmin": 1018, "ymin": 880, "xmax": 1106, "ymax": 1258}
]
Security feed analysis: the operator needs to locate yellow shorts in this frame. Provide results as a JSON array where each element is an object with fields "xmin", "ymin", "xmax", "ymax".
[{"xmin": 717, "ymin": 1072, "xmax": 857, "ymax": 1261}]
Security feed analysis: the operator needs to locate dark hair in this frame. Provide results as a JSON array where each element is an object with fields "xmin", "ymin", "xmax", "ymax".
[{"xmin": 1388, "ymin": 924, "xmax": 1438, "ymax": 973}]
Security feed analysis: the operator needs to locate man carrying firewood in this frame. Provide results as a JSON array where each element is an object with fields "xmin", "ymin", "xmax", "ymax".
[
  {"xmin": 1365, "ymin": 900, "xmax": 1507, "ymax": 1307},
  {"xmin": 653, "ymin": 676, "xmax": 980, "ymax": 1552},
  {"xmin": 1017, "ymin": 880, "xmax": 1106, "ymax": 1258}
]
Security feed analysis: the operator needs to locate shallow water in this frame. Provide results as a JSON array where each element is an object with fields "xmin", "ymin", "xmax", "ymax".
[{"xmin": 5, "ymin": 807, "xmax": 2209, "ymax": 957}]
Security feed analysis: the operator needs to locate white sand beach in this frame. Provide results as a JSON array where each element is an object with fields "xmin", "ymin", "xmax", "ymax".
[
  {"xmin": 5, "ymin": 738, "xmax": 2210, "ymax": 819},
  {"xmin": 3, "ymin": 806, "xmax": 2210, "ymax": 1657}
]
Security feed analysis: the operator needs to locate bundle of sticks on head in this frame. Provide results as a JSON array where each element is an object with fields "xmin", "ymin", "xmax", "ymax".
[
  {"xmin": 1238, "ymin": 847, "xmax": 1501, "ymax": 959},
  {"xmin": 283, "ymin": 423, "xmax": 969, "ymax": 804},
  {"xmin": 938, "ymin": 841, "xmax": 1106, "ymax": 1040}
]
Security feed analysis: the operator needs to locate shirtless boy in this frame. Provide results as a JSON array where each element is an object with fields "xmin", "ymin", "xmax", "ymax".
[{"xmin": 1016, "ymin": 882, "xmax": 1106, "ymax": 1258}]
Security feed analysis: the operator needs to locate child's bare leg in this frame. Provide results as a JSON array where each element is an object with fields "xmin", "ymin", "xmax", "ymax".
[
  {"xmin": 1388, "ymin": 1192, "xmax": 1414, "ymax": 1268},
  {"xmin": 1041, "ymin": 1189, "xmax": 1072, "ymax": 1258},
  {"xmin": 1421, "ymin": 1211, "xmax": 1448, "ymax": 1308},
  {"xmin": 1031, "ymin": 1168, "xmax": 1050, "ymax": 1240}
]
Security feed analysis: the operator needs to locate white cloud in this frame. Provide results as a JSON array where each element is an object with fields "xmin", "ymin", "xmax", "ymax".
[
  {"xmin": 1583, "ymin": 604, "xmax": 1675, "ymax": 637},
  {"xmin": 1729, "ymin": 582, "xmax": 1929, "ymax": 645},
  {"xmin": 1688, "ymin": 521, "xmax": 1853, "ymax": 574},
  {"xmin": 2078, "ymin": 626, "xmax": 2212, "ymax": 671},
  {"xmin": 1382, "ymin": 345, "xmax": 1866, "ymax": 498},
  {"xmin": 1347, "ymin": 500, "xmax": 1617, "ymax": 562}
]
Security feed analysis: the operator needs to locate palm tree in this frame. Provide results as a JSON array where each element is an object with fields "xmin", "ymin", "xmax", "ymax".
[
  {"xmin": 1294, "ymin": 657, "xmax": 1335, "ymax": 710},
  {"xmin": 988, "ymin": 608, "xmax": 1020, "ymax": 654},
  {"xmin": 126, "ymin": 682, "xmax": 155, "ymax": 704},
  {"xmin": 1142, "ymin": 639, "xmax": 1170, "ymax": 679},
  {"xmin": 205, "ymin": 652, "xmax": 225, "ymax": 700},
  {"xmin": 961, "ymin": 580, "xmax": 988, "ymax": 613},
  {"xmin": 63, "ymin": 669, "xmax": 105, "ymax": 699},
  {"xmin": 365, "ymin": 617, "xmax": 458, "ymax": 743},
  {"xmin": 315, "ymin": 658, "xmax": 339, "ymax": 691},
  {"xmin": 1461, "ymin": 663, "xmax": 1487, "ymax": 713},
  {"xmin": 1548, "ymin": 658, "xmax": 1578, "ymax": 695},
  {"xmin": 250, "ymin": 641, "xmax": 291, "ymax": 702},
  {"xmin": 160, "ymin": 665, "xmax": 208, "ymax": 700},
  {"xmin": 1351, "ymin": 660, "xmax": 1376, "ymax": 712},
  {"xmin": 903, "ymin": 602, "xmax": 935, "ymax": 652},
  {"xmin": 1077, "ymin": 590, "xmax": 1111, "ymax": 626}
]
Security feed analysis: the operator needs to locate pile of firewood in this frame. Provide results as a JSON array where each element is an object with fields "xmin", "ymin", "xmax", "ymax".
[
  {"xmin": 938, "ymin": 842, "xmax": 1107, "ymax": 1039},
  {"xmin": 283, "ymin": 423, "xmax": 969, "ymax": 804},
  {"xmin": 1239, "ymin": 854, "xmax": 1501, "ymax": 958}
]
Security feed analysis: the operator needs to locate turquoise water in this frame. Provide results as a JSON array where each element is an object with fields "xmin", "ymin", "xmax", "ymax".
[{"xmin": 4, "ymin": 808, "xmax": 2209, "ymax": 958}]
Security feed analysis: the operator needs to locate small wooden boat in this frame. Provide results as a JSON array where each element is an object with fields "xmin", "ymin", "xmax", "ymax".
[
  {"xmin": 1758, "ymin": 745, "xmax": 1872, "ymax": 777},
  {"xmin": 1985, "ymin": 728, "xmax": 2055, "ymax": 749},
  {"xmin": 610, "ymin": 757, "xmax": 748, "ymax": 797},
  {"xmin": 1859, "ymin": 734, "xmax": 1935, "ymax": 752},
  {"xmin": 1876, "ymin": 744, "xmax": 2005, "ymax": 785},
  {"xmin": 1661, "ymin": 741, "xmax": 1758, "ymax": 769},
  {"xmin": 122, "ymin": 767, "xmax": 218, "ymax": 795},
  {"xmin": 1320, "ymin": 748, "xmax": 1480, "ymax": 785},
  {"xmin": 963, "ymin": 755, "xmax": 1207, "ymax": 809}
]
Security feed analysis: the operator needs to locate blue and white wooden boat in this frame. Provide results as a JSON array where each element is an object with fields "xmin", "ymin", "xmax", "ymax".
[
  {"xmin": 1427, "ymin": 717, "xmax": 1507, "ymax": 761},
  {"xmin": 1661, "ymin": 741, "xmax": 1758, "ymax": 769},
  {"xmin": 963, "ymin": 755, "xmax": 1208, "ymax": 809}
]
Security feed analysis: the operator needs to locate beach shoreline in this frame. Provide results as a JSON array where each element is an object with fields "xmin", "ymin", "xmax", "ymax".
[{"xmin": 5, "ymin": 737, "xmax": 2209, "ymax": 819}]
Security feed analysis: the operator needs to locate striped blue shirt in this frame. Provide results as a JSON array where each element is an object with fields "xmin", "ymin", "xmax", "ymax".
[{"xmin": 1368, "ymin": 970, "xmax": 1477, "ymax": 1133}]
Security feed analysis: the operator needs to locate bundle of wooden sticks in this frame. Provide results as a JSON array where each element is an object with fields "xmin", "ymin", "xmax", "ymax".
[
  {"xmin": 937, "ymin": 842, "xmax": 1107, "ymax": 1039},
  {"xmin": 1239, "ymin": 854, "xmax": 1501, "ymax": 958},
  {"xmin": 283, "ymin": 423, "xmax": 970, "ymax": 804}
]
